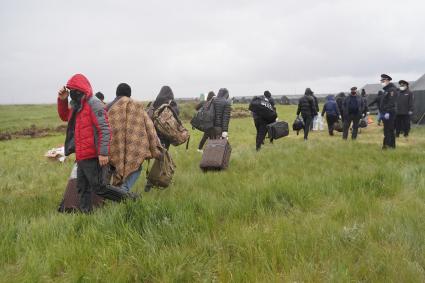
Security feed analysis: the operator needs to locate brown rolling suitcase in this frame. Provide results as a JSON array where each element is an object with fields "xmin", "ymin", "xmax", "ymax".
[
  {"xmin": 200, "ymin": 139, "xmax": 232, "ymax": 171},
  {"xmin": 58, "ymin": 164, "xmax": 105, "ymax": 213}
]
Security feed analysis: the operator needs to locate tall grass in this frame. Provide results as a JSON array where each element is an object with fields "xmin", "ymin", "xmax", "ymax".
[{"xmin": 0, "ymin": 104, "xmax": 424, "ymax": 282}]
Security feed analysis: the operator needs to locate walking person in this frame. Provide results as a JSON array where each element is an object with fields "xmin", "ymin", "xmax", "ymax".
[
  {"xmin": 107, "ymin": 83, "xmax": 161, "ymax": 192},
  {"xmin": 321, "ymin": 95, "xmax": 341, "ymax": 136},
  {"xmin": 151, "ymin": 85, "xmax": 180, "ymax": 149},
  {"xmin": 395, "ymin": 80, "xmax": 414, "ymax": 138},
  {"xmin": 212, "ymin": 88, "xmax": 232, "ymax": 139},
  {"xmin": 95, "ymin": 92, "xmax": 106, "ymax": 104},
  {"xmin": 336, "ymin": 92, "xmax": 346, "ymax": 123},
  {"xmin": 196, "ymin": 91, "xmax": 216, "ymax": 152},
  {"xmin": 57, "ymin": 74, "xmax": 135, "ymax": 213},
  {"xmin": 145, "ymin": 85, "xmax": 180, "ymax": 192},
  {"xmin": 380, "ymin": 74, "xmax": 398, "ymax": 149},
  {"xmin": 342, "ymin": 87, "xmax": 364, "ymax": 140},
  {"xmin": 253, "ymin": 90, "xmax": 276, "ymax": 150},
  {"xmin": 296, "ymin": 88, "xmax": 317, "ymax": 140}
]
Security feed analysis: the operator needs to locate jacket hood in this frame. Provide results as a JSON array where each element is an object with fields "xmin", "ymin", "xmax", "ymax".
[
  {"xmin": 66, "ymin": 74, "xmax": 93, "ymax": 97},
  {"xmin": 153, "ymin": 86, "xmax": 174, "ymax": 108},
  {"xmin": 264, "ymin": 90, "xmax": 272, "ymax": 98},
  {"xmin": 326, "ymin": 95, "xmax": 335, "ymax": 101},
  {"xmin": 207, "ymin": 91, "xmax": 215, "ymax": 101},
  {"xmin": 305, "ymin": 88, "xmax": 313, "ymax": 96},
  {"xmin": 217, "ymin": 88, "xmax": 229, "ymax": 99}
]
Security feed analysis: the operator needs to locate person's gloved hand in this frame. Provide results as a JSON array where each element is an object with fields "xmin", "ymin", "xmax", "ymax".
[
  {"xmin": 408, "ymin": 111, "xmax": 413, "ymax": 115},
  {"xmin": 384, "ymin": 113, "xmax": 390, "ymax": 120},
  {"xmin": 276, "ymin": 118, "xmax": 279, "ymax": 121},
  {"xmin": 222, "ymin": 132, "xmax": 228, "ymax": 139},
  {"xmin": 362, "ymin": 113, "xmax": 366, "ymax": 118}
]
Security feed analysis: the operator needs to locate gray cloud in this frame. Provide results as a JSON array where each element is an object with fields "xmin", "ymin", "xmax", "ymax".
[{"xmin": 1, "ymin": 0, "xmax": 424, "ymax": 104}]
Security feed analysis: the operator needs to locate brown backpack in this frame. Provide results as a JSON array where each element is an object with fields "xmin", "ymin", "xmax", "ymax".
[
  {"xmin": 152, "ymin": 103, "xmax": 190, "ymax": 147},
  {"xmin": 146, "ymin": 147, "xmax": 176, "ymax": 188}
]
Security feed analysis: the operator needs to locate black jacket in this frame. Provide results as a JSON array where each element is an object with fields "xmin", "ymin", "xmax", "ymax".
[
  {"xmin": 342, "ymin": 95, "xmax": 364, "ymax": 118},
  {"xmin": 396, "ymin": 89, "xmax": 414, "ymax": 115},
  {"xmin": 336, "ymin": 94, "xmax": 345, "ymax": 115},
  {"xmin": 213, "ymin": 88, "xmax": 231, "ymax": 132},
  {"xmin": 297, "ymin": 95, "xmax": 316, "ymax": 117},
  {"xmin": 311, "ymin": 94, "xmax": 319, "ymax": 113},
  {"xmin": 361, "ymin": 96, "xmax": 369, "ymax": 114},
  {"xmin": 380, "ymin": 83, "xmax": 397, "ymax": 114}
]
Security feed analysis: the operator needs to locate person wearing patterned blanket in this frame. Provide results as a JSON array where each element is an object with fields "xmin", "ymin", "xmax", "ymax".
[{"xmin": 107, "ymin": 83, "xmax": 162, "ymax": 192}]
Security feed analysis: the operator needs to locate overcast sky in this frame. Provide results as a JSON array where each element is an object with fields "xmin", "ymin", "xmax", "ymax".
[{"xmin": 1, "ymin": 0, "xmax": 424, "ymax": 104}]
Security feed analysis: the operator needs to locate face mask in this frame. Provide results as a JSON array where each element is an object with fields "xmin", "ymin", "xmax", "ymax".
[
  {"xmin": 400, "ymin": 86, "xmax": 407, "ymax": 91},
  {"xmin": 351, "ymin": 91, "xmax": 357, "ymax": 95},
  {"xmin": 70, "ymin": 90, "xmax": 84, "ymax": 102},
  {"xmin": 381, "ymin": 82, "xmax": 388, "ymax": 87}
]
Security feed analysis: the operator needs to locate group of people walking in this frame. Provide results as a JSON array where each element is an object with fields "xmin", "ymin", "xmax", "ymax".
[
  {"xmin": 57, "ymin": 72, "xmax": 414, "ymax": 212},
  {"xmin": 291, "ymin": 74, "xmax": 414, "ymax": 149},
  {"xmin": 57, "ymin": 73, "xmax": 231, "ymax": 213}
]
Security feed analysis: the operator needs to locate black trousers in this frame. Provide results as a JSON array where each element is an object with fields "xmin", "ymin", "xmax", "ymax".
[
  {"xmin": 326, "ymin": 115, "xmax": 338, "ymax": 135},
  {"xmin": 383, "ymin": 116, "xmax": 396, "ymax": 148},
  {"xmin": 343, "ymin": 114, "xmax": 360, "ymax": 140},
  {"xmin": 301, "ymin": 115, "xmax": 312, "ymax": 140},
  {"xmin": 254, "ymin": 117, "xmax": 268, "ymax": 150},
  {"xmin": 395, "ymin": 114, "xmax": 411, "ymax": 137},
  {"xmin": 77, "ymin": 158, "xmax": 128, "ymax": 213},
  {"xmin": 198, "ymin": 127, "xmax": 217, "ymax": 149}
]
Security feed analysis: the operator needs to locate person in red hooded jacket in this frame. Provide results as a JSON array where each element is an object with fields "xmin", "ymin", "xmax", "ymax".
[{"xmin": 57, "ymin": 74, "xmax": 136, "ymax": 213}]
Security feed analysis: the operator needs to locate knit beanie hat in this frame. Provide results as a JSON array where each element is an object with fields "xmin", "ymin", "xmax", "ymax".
[{"xmin": 116, "ymin": 83, "xmax": 131, "ymax": 97}]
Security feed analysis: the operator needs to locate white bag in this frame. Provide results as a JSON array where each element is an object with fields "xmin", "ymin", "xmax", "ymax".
[{"xmin": 312, "ymin": 115, "xmax": 324, "ymax": 131}]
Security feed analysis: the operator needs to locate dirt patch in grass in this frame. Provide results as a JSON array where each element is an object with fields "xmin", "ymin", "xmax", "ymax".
[{"xmin": 0, "ymin": 124, "xmax": 67, "ymax": 141}]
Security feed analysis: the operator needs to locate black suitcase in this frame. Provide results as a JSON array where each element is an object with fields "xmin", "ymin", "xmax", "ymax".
[
  {"xmin": 334, "ymin": 120, "xmax": 343, "ymax": 132},
  {"xmin": 200, "ymin": 139, "xmax": 232, "ymax": 171},
  {"xmin": 267, "ymin": 121, "xmax": 289, "ymax": 140}
]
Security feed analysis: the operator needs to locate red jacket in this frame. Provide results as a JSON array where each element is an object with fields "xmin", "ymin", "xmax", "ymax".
[{"xmin": 58, "ymin": 74, "xmax": 111, "ymax": 161}]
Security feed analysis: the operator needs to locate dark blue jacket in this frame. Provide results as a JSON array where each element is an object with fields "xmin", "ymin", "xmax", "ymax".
[
  {"xmin": 321, "ymin": 95, "xmax": 340, "ymax": 117},
  {"xmin": 342, "ymin": 94, "xmax": 364, "ymax": 118}
]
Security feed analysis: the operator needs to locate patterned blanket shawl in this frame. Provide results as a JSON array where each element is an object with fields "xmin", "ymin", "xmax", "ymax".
[{"xmin": 108, "ymin": 97, "xmax": 161, "ymax": 185}]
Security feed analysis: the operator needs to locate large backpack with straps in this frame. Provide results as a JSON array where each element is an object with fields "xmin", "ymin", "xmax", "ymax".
[
  {"xmin": 190, "ymin": 99, "xmax": 215, "ymax": 132},
  {"xmin": 152, "ymin": 103, "xmax": 190, "ymax": 147},
  {"xmin": 146, "ymin": 147, "xmax": 176, "ymax": 188},
  {"xmin": 249, "ymin": 96, "xmax": 277, "ymax": 123}
]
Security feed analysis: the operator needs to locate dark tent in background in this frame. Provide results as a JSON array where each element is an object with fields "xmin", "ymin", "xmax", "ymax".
[
  {"xmin": 410, "ymin": 74, "xmax": 425, "ymax": 124},
  {"xmin": 362, "ymin": 73, "xmax": 425, "ymax": 125}
]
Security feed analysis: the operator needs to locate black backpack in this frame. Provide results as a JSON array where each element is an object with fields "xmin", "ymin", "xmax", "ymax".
[
  {"xmin": 249, "ymin": 96, "xmax": 277, "ymax": 123},
  {"xmin": 190, "ymin": 99, "xmax": 215, "ymax": 132}
]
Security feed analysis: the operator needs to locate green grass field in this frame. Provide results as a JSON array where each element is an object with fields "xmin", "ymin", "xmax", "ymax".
[{"xmin": 0, "ymin": 104, "xmax": 424, "ymax": 282}]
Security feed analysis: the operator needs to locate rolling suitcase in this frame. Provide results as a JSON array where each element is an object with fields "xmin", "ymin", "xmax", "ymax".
[
  {"xmin": 267, "ymin": 121, "xmax": 289, "ymax": 140},
  {"xmin": 200, "ymin": 139, "xmax": 232, "ymax": 171},
  {"xmin": 58, "ymin": 164, "xmax": 105, "ymax": 213}
]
